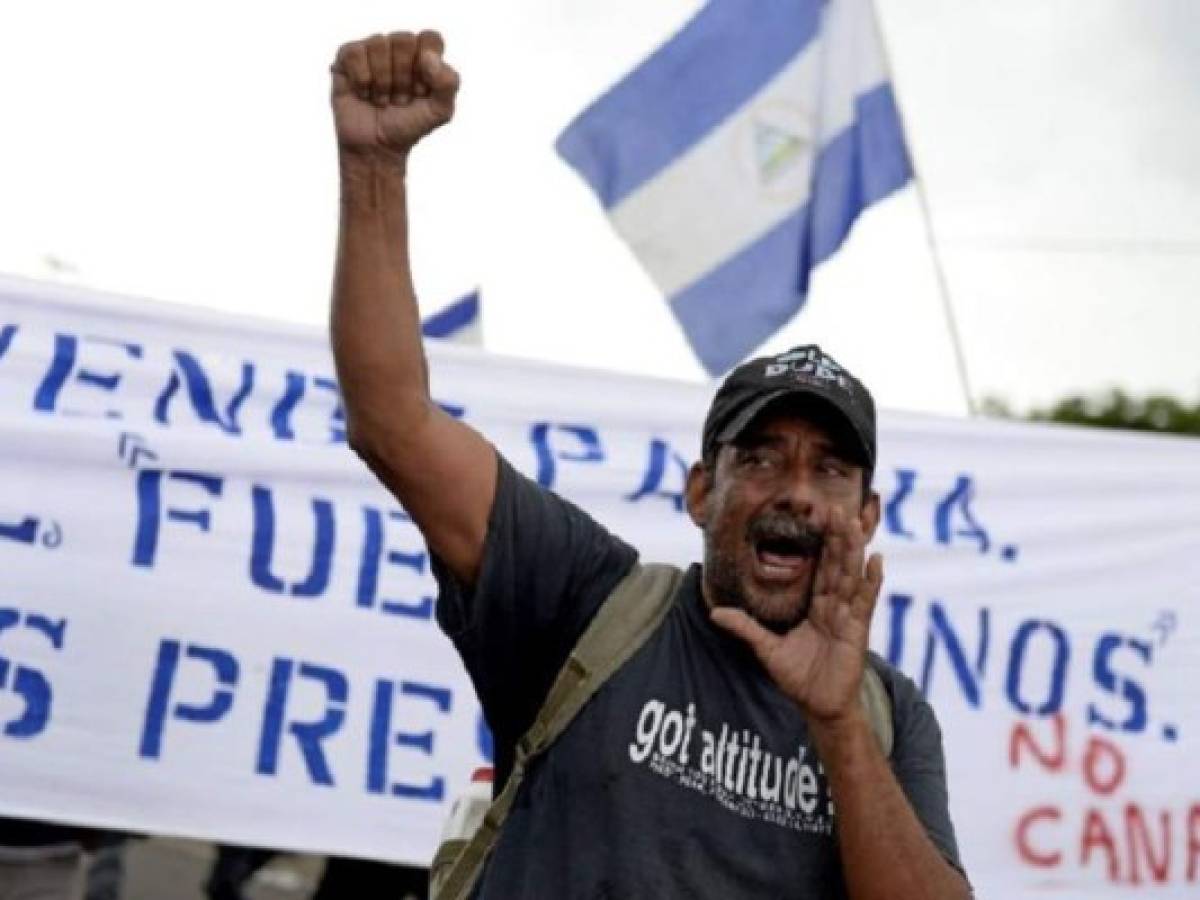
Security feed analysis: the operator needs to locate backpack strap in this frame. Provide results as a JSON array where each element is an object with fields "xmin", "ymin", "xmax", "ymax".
[
  {"xmin": 432, "ymin": 562, "xmax": 683, "ymax": 900},
  {"xmin": 860, "ymin": 661, "xmax": 894, "ymax": 758}
]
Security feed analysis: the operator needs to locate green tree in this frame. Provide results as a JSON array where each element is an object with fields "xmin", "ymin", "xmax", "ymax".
[{"xmin": 982, "ymin": 390, "xmax": 1200, "ymax": 436}]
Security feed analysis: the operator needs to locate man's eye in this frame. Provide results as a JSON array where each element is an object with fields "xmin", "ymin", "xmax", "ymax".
[
  {"xmin": 739, "ymin": 449, "xmax": 775, "ymax": 469},
  {"xmin": 819, "ymin": 459, "xmax": 849, "ymax": 476}
]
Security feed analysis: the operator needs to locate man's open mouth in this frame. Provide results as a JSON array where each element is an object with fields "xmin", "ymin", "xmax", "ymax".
[
  {"xmin": 756, "ymin": 535, "xmax": 813, "ymax": 567},
  {"xmin": 750, "ymin": 523, "xmax": 822, "ymax": 578}
]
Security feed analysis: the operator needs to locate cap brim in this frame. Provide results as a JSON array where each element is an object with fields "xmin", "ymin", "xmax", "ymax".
[{"xmin": 714, "ymin": 387, "xmax": 874, "ymax": 467}]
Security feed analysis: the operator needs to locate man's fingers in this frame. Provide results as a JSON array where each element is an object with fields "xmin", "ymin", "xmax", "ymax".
[
  {"xmin": 852, "ymin": 552, "xmax": 884, "ymax": 620},
  {"xmin": 388, "ymin": 32, "xmax": 416, "ymax": 103},
  {"xmin": 820, "ymin": 508, "xmax": 865, "ymax": 608},
  {"xmin": 416, "ymin": 30, "xmax": 445, "ymax": 57},
  {"xmin": 365, "ymin": 34, "xmax": 392, "ymax": 106},
  {"xmin": 415, "ymin": 44, "xmax": 459, "ymax": 109},
  {"xmin": 329, "ymin": 68, "xmax": 353, "ymax": 102},
  {"xmin": 414, "ymin": 30, "xmax": 445, "ymax": 98},
  {"xmin": 813, "ymin": 507, "xmax": 833, "ymax": 596},
  {"xmin": 841, "ymin": 515, "xmax": 865, "ymax": 584},
  {"xmin": 425, "ymin": 54, "xmax": 461, "ymax": 105},
  {"xmin": 807, "ymin": 582, "xmax": 840, "ymax": 634},
  {"xmin": 836, "ymin": 571, "xmax": 857, "ymax": 606},
  {"xmin": 810, "ymin": 505, "xmax": 881, "ymax": 636},
  {"xmin": 815, "ymin": 508, "xmax": 844, "ymax": 599},
  {"xmin": 334, "ymin": 41, "xmax": 372, "ymax": 100},
  {"xmin": 332, "ymin": 33, "xmax": 446, "ymax": 106},
  {"xmin": 813, "ymin": 544, "xmax": 830, "ymax": 599},
  {"xmin": 830, "ymin": 508, "xmax": 861, "ymax": 586},
  {"xmin": 711, "ymin": 607, "xmax": 780, "ymax": 664}
]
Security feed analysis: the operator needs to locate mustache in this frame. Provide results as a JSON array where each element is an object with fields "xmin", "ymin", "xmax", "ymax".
[{"xmin": 746, "ymin": 513, "xmax": 824, "ymax": 556}]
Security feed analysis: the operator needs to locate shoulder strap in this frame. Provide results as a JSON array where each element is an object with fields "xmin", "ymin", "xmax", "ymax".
[
  {"xmin": 433, "ymin": 562, "xmax": 683, "ymax": 900},
  {"xmin": 859, "ymin": 662, "xmax": 894, "ymax": 758}
]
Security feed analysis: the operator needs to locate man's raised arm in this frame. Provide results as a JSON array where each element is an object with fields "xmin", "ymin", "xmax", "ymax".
[{"xmin": 330, "ymin": 31, "xmax": 495, "ymax": 585}]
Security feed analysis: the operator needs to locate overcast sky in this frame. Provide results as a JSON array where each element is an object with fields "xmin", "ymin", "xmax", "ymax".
[{"xmin": 1, "ymin": 0, "xmax": 1197, "ymax": 417}]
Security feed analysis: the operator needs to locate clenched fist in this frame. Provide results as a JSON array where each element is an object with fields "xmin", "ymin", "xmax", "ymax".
[{"xmin": 331, "ymin": 31, "xmax": 460, "ymax": 158}]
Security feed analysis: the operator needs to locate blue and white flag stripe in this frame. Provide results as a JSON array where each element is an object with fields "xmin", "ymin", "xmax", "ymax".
[
  {"xmin": 557, "ymin": 0, "xmax": 913, "ymax": 375},
  {"xmin": 672, "ymin": 86, "xmax": 909, "ymax": 373},
  {"xmin": 422, "ymin": 289, "xmax": 481, "ymax": 344},
  {"xmin": 556, "ymin": 0, "xmax": 824, "ymax": 210}
]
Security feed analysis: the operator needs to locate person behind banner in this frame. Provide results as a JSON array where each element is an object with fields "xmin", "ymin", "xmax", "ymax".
[
  {"xmin": 327, "ymin": 30, "xmax": 971, "ymax": 900},
  {"xmin": 0, "ymin": 817, "xmax": 85, "ymax": 900}
]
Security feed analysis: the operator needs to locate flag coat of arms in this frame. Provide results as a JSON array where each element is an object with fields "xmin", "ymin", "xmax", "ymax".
[{"xmin": 557, "ymin": 0, "xmax": 913, "ymax": 375}]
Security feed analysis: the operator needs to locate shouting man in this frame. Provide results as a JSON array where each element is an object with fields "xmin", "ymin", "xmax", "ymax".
[{"xmin": 329, "ymin": 30, "xmax": 970, "ymax": 900}]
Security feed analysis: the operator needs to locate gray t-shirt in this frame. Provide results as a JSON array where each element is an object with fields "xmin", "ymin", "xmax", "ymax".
[{"xmin": 436, "ymin": 457, "xmax": 964, "ymax": 898}]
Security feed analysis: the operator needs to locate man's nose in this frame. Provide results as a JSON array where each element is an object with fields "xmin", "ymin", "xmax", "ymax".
[{"xmin": 771, "ymin": 466, "xmax": 818, "ymax": 517}]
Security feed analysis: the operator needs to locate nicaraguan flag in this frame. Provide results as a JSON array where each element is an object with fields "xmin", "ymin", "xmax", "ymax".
[
  {"xmin": 422, "ymin": 289, "xmax": 482, "ymax": 345},
  {"xmin": 556, "ymin": 0, "xmax": 912, "ymax": 375}
]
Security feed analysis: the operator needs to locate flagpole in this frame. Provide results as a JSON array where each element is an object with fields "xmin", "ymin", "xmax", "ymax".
[{"xmin": 868, "ymin": 0, "xmax": 977, "ymax": 416}]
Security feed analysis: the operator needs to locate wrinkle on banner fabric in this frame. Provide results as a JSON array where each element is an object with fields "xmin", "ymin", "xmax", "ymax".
[{"xmin": 0, "ymin": 274, "xmax": 1197, "ymax": 897}]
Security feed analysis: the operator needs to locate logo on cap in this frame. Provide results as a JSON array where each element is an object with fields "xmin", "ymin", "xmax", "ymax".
[{"xmin": 764, "ymin": 348, "xmax": 853, "ymax": 396}]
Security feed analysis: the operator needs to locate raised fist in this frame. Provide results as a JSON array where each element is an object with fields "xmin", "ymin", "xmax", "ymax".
[{"xmin": 331, "ymin": 31, "xmax": 460, "ymax": 157}]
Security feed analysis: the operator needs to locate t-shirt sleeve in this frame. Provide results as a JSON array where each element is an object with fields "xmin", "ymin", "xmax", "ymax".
[
  {"xmin": 433, "ymin": 454, "xmax": 639, "ymax": 758},
  {"xmin": 876, "ymin": 659, "xmax": 969, "ymax": 880}
]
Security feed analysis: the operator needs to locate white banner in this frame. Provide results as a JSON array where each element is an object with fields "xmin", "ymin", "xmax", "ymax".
[{"xmin": 0, "ymin": 275, "xmax": 1197, "ymax": 897}]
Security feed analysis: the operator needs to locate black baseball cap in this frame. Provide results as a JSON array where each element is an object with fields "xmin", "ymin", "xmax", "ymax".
[{"xmin": 701, "ymin": 345, "xmax": 876, "ymax": 468}]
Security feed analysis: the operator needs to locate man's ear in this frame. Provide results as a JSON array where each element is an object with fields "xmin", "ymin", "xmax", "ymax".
[
  {"xmin": 685, "ymin": 461, "xmax": 712, "ymax": 527},
  {"xmin": 860, "ymin": 490, "xmax": 882, "ymax": 542}
]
